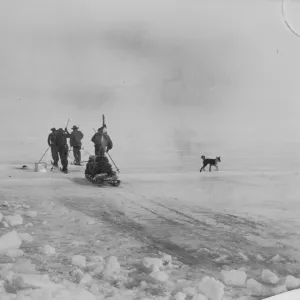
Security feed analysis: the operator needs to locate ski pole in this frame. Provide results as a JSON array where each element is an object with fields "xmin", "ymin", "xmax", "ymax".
[
  {"xmin": 65, "ymin": 117, "xmax": 70, "ymax": 129},
  {"xmin": 38, "ymin": 147, "xmax": 50, "ymax": 163},
  {"xmin": 107, "ymin": 152, "xmax": 120, "ymax": 173}
]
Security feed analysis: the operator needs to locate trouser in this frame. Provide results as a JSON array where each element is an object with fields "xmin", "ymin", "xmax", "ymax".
[
  {"xmin": 50, "ymin": 145, "xmax": 59, "ymax": 165},
  {"xmin": 94, "ymin": 144, "xmax": 105, "ymax": 156},
  {"xmin": 58, "ymin": 145, "xmax": 69, "ymax": 170},
  {"xmin": 73, "ymin": 146, "xmax": 81, "ymax": 164}
]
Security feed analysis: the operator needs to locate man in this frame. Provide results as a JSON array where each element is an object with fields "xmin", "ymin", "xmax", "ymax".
[
  {"xmin": 48, "ymin": 128, "xmax": 59, "ymax": 167},
  {"xmin": 70, "ymin": 125, "xmax": 84, "ymax": 165},
  {"xmin": 85, "ymin": 155, "xmax": 96, "ymax": 177},
  {"xmin": 91, "ymin": 125, "xmax": 113, "ymax": 156},
  {"xmin": 55, "ymin": 127, "xmax": 71, "ymax": 173}
]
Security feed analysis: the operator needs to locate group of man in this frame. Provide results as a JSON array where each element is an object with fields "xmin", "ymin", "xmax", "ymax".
[{"xmin": 47, "ymin": 125, "xmax": 113, "ymax": 174}]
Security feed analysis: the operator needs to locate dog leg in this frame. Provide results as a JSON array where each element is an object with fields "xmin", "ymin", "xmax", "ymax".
[
  {"xmin": 216, "ymin": 165, "xmax": 219, "ymax": 171},
  {"xmin": 209, "ymin": 164, "xmax": 212, "ymax": 172},
  {"xmin": 200, "ymin": 164, "xmax": 207, "ymax": 173}
]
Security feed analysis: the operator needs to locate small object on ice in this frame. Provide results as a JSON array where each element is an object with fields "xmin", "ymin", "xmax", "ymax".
[
  {"xmin": 102, "ymin": 256, "xmax": 120, "ymax": 280},
  {"xmin": 72, "ymin": 255, "xmax": 87, "ymax": 268},
  {"xmin": 174, "ymin": 292, "xmax": 186, "ymax": 300},
  {"xmin": 34, "ymin": 162, "xmax": 47, "ymax": 173},
  {"xmin": 285, "ymin": 275, "xmax": 300, "ymax": 290},
  {"xmin": 42, "ymin": 245, "xmax": 56, "ymax": 256},
  {"xmin": 0, "ymin": 231, "xmax": 22, "ymax": 254},
  {"xmin": 21, "ymin": 165, "xmax": 28, "ymax": 169},
  {"xmin": 197, "ymin": 276, "xmax": 224, "ymax": 300},
  {"xmin": 261, "ymin": 269, "xmax": 279, "ymax": 284},
  {"xmin": 220, "ymin": 269, "xmax": 247, "ymax": 287},
  {"xmin": 18, "ymin": 233, "xmax": 34, "ymax": 243},
  {"xmin": 149, "ymin": 271, "xmax": 169, "ymax": 282},
  {"xmin": 23, "ymin": 211, "xmax": 37, "ymax": 218},
  {"xmin": 5, "ymin": 249, "xmax": 24, "ymax": 258},
  {"xmin": 4, "ymin": 215, "xmax": 23, "ymax": 227}
]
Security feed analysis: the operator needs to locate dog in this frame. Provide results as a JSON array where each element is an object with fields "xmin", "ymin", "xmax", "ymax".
[{"xmin": 200, "ymin": 155, "xmax": 221, "ymax": 172}]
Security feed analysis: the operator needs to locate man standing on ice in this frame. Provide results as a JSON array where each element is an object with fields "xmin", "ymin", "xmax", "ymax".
[
  {"xmin": 91, "ymin": 125, "xmax": 113, "ymax": 156},
  {"xmin": 55, "ymin": 127, "xmax": 71, "ymax": 173},
  {"xmin": 70, "ymin": 125, "xmax": 84, "ymax": 165},
  {"xmin": 48, "ymin": 128, "xmax": 59, "ymax": 167}
]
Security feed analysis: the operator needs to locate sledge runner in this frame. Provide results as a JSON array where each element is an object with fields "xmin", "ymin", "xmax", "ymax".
[
  {"xmin": 70, "ymin": 125, "xmax": 84, "ymax": 165},
  {"xmin": 91, "ymin": 125, "xmax": 113, "ymax": 156},
  {"xmin": 55, "ymin": 127, "xmax": 71, "ymax": 173},
  {"xmin": 48, "ymin": 128, "xmax": 59, "ymax": 167}
]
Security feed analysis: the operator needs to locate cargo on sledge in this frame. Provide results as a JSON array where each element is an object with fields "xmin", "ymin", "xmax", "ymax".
[{"xmin": 84, "ymin": 154, "xmax": 121, "ymax": 187}]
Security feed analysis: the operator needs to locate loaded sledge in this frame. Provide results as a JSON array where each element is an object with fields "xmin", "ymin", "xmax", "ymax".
[
  {"xmin": 85, "ymin": 114, "xmax": 120, "ymax": 187},
  {"xmin": 84, "ymin": 154, "xmax": 120, "ymax": 187}
]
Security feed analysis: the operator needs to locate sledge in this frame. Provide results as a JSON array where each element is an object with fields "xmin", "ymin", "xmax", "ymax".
[{"xmin": 85, "ymin": 172, "xmax": 121, "ymax": 187}]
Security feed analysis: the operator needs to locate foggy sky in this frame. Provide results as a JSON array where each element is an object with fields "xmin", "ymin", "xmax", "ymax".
[{"xmin": 1, "ymin": 0, "xmax": 300, "ymax": 164}]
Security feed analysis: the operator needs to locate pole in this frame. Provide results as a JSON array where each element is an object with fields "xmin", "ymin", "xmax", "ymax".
[
  {"xmin": 107, "ymin": 152, "xmax": 120, "ymax": 173},
  {"xmin": 65, "ymin": 117, "xmax": 70, "ymax": 129},
  {"xmin": 38, "ymin": 147, "xmax": 50, "ymax": 163}
]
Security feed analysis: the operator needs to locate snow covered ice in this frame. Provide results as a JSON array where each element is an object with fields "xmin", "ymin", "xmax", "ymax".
[{"xmin": 2, "ymin": 0, "xmax": 300, "ymax": 299}]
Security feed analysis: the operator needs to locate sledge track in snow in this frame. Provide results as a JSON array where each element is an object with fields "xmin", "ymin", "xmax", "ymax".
[
  {"xmin": 60, "ymin": 193, "xmax": 217, "ymax": 270},
  {"xmin": 58, "ymin": 179, "xmax": 299, "ymax": 275}
]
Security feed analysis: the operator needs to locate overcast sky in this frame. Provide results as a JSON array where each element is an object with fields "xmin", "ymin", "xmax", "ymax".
[{"xmin": 1, "ymin": 0, "xmax": 300, "ymax": 163}]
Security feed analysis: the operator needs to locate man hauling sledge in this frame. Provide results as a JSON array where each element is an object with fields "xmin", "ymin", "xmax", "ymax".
[
  {"xmin": 70, "ymin": 125, "xmax": 84, "ymax": 165},
  {"xmin": 55, "ymin": 127, "xmax": 71, "ymax": 173},
  {"xmin": 91, "ymin": 125, "xmax": 113, "ymax": 156},
  {"xmin": 48, "ymin": 128, "xmax": 59, "ymax": 167}
]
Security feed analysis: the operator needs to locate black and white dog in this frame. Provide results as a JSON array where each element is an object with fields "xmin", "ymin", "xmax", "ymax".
[{"xmin": 200, "ymin": 155, "xmax": 221, "ymax": 172}]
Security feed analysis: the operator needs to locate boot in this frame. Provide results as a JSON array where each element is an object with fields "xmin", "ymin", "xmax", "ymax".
[{"xmin": 62, "ymin": 167, "xmax": 68, "ymax": 174}]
